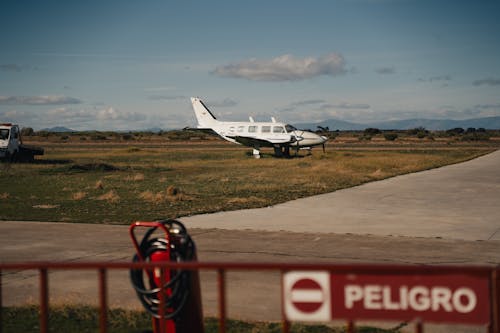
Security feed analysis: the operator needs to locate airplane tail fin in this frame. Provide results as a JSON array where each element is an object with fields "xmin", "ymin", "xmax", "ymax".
[{"xmin": 191, "ymin": 97, "xmax": 218, "ymax": 128}]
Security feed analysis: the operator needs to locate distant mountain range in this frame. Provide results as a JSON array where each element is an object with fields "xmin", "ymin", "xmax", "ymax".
[
  {"xmin": 39, "ymin": 116, "xmax": 500, "ymax": 133},
  {"xmin": 40, "ymin": 126, "xmax": 75, "ymax": 132},
  {"xmin": 294, "ymin": 116, "xmax": 500, "ymax": 131},
  {"xmin": 39, "ymin": 126, "xmax": 164, "ymax": 133}
]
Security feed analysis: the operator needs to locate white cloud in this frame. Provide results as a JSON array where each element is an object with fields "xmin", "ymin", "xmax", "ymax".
[
  {"xmin": 44, "ymin": 106, "xmax": 147, "ymax": 130},
  {"xmin": 0, "ymin": 95, "xmax": 82, "ymax": 105},
  {"xmin": 375, "ymin": 66, "xmax": 396, "ymax": 75},
  {"xmin": 144, "ymin": 86, "xmax": 176, "ymax": 92},
  {"xmin": 0, "ymin": 64, "xmax": 23, "ymax": 72},
  {"xmin": 319, "ymin": 102, "xmax": 371, "ymax": 110},
  {"xmin": 275, "ymin": 99, "xmax": 372, "ymax": 123},
  {"xmin": 278, "ymin": 100, "xmax": 325, "ymax": 112},
  {"xmin": 213, "ymin": 53, "xmax": 348, "ymax": 81},
  {"xmin": 208, "ymin": 98, "xmax": 238, "ymax": 108},
  {"xmin": 472, "ymin": 77, "xmax": 500, "ymax": 86},
  {"xmin": 96, "ymin": 107, "xmax": 146, "ymax": 121},
  {"xmin": 418, "ymin": 75, "xmax": 451, "ymax": 83},
  {"xmin": 0, "ymin": 110, "xmax": 31, "ymax": 120},
  {"xmin": 148, "ymin": 94, "xmax": 186, "ymax": 101}
]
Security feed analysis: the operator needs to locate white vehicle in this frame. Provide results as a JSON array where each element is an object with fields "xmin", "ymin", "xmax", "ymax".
[
  {"xmin": 0, "ymin": 123, "xmax": 44, "ymax": 162},
  {"xmin": 190, "ymin": 97, "xmax": 328, "ymax": 158}
]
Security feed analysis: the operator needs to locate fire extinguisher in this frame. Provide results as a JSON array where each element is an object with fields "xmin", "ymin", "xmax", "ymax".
[{"xmin": 129, "ymin": 219, "xmax": 204, "ymax": 333}]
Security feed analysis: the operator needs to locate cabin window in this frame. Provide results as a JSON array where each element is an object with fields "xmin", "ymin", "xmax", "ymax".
[
  {"xmin": 229, "ymin": 126, "xmax": 235, "ymax": 133},
  {"xmin": 237, "ymin": 126, "xmax": 245, "ymax": 133},
  {"xmin": 285, "ymin": 124, "xmax": 297, "ymax": 133},
  {"xmin": 273, "ymin": 126, "xmax": 285, "ymax": 133},
  {"xmin": 262, "ymin": 126, "xmax": 271, "ymax": 133},
  {"xmin": 0, "ymin": 129, "xmax": 9, "ymax": 140},
  {"xmin": 248, "ymin": 126, "xmax": 258, "ymax": 133}
]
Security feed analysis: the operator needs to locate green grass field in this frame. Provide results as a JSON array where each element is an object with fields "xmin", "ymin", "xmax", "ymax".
[
  {"xmin": 0, "ymin": 139, "xmax": 495, "ymax": 224},
  {"xmin": 2, "ymin": 305, "xmax": 402, "ymax": 333}
]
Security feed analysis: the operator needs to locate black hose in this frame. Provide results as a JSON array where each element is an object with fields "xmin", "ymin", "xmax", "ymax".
[{"xmin": 130, "ymin": 219, "xmax": 196, "ymax": 319}]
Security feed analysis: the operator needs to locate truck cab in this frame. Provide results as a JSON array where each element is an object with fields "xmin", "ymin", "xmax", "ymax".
[
  {"xmin": 0, "ymin": 123, "xmax": 43, "ymax": 162},
  {"xmin": 0, "ymin": 123, "xmax": 21, "ymax": 160}
]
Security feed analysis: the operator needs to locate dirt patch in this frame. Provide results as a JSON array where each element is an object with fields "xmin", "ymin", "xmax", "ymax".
[{"xmin": 69, "ymin": 163, "xmax": 120, "ymax": 172}]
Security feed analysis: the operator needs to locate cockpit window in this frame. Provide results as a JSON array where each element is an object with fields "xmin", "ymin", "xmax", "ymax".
[
  {"xmin": 0, "ymin": 129, "xmax": 9, "ymax": 140},
  {"xmin": 273, "ymin": 126, "xmax": 285, "ymax": 133},
  {"xmin": 285, "ymin": 124, "xmax": 297, "ymax": 132}
]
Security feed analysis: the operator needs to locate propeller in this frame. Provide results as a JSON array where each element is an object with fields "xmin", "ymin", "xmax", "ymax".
[
  {"xmin": 321, "ymin": 135, "xmax": 328, "ymax": 153},
  {"xmin": 293, "ymin": 131, "xmax": 304, "ymax": 142}
]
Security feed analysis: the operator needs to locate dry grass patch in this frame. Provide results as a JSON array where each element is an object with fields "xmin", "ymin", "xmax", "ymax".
[
  {"xmin": 33, "ymin": 204, "xmax": 60, "ymax": 209},
  {"xmin": 227, "ymin": 196, "xmax": 268, "ymax": 205},
  {"xmin": 166, "ymin": 185, "xmax": 179, "ymax": 196},
  {"xmin": 0, "ymin": 192, "xmax": 9, "ymax": 199},
  {"xmin": 138, "ymin": 186, "xmax": 191, "ymax": 204},
  {"xmin": 126, "ymin": 173, "xmax": 145, "ymax": 181},
  {"xmin": 95, "ymin": 180, "xmax": 104, "ymax": 190},
  {"xmin": 370, "ymin": 168, "xmax": 388, "ymax": 178},
  {"xmin": 72, "ymin": 191, "xmax": 87, "ymax": 200},
  {"xmin": 138, "ymin": 190, "xmax": 164, "ymax": 204},
  {"xmin": 97, "ymin": 190, "xmax": 120, "ymax": 203}
]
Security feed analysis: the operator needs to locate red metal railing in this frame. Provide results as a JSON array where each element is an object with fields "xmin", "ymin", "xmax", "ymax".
[{"xmin": 1, "ymin": 262, "xmax": 499, "ymax": 333}]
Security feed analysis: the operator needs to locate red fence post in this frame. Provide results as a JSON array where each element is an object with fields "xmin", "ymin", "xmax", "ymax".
[
  {"xmin": 280, "ymin": 270, "xmax": 290, "ymax": 333},
  {"xmin": 492, "ymin": 268, "xmax": 500, "ymax": 333},
  {"xmin": 347, "ymin": 320, "xmax": 354, "ymax": 333},
  {"xmin": 39, "ymin": 268, "xmax": 48, "ymax": 333},
  {"xmin": 415, "ymin": 320, "xmax": 423, "ymax": 333},
  {"xmin": 218, "ymin": 269, "xmax": 226, "ymax": 333},
  {"xmin": 0, "ymin": 268, "xmax": 3, "ymax": 333},
  {"xmin": 98, "ymin": 269, "xmax": 108, "ymax": 333}
]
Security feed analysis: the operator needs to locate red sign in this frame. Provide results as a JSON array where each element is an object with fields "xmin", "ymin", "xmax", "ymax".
[
  {"xmin": 283, "ymin": 271, "xmax": 491, "ymax": 325},
  {"xmin": 330, "ymin": 273, "xmax": 490, "ymax": 325}
]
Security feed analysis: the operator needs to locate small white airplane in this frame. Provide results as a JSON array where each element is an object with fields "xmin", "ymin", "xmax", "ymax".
[{"xmin": 190, "ymin": 97, "xmax": 328, "ymax": 158}]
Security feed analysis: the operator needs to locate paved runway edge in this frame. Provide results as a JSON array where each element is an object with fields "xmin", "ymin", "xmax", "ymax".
[{"xmin": 181, "ymin": 150, "xmax": 500, "ymax": 241}]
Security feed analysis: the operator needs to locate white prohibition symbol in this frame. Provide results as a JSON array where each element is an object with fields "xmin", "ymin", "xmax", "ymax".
[{"xmin": 283, "ymin": 271, "xmax": 331, "ymax": 321}]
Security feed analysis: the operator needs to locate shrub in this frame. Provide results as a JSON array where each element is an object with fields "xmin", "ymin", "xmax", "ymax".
[
  {"xmin": 358, "ymin": 135, "xmax": 372, "ymax": 141},
  {"xmin": 384, "ymin": 133, "xmax": 398, "ymax": 141},
  {"xmin": 416, "ymin": 131, "xmax": 427, "ymax": 139},
  {"xmin": 446, "ymin": 127, "xmax": 464, "ymax": 136},
  {"xmin": 364, "ymin": 128, "xmax": 381, "ymax": 136},
  {"xmin": 21, "ymin": 127, "xmax": 34, "ymax": 136},
  {"xmin": 90, "ymin": 134, "xmax": 107, "ymax": 140},
  {"xmin": 461, "ymin": 133, "xmax": 490, "ymax": 141}
]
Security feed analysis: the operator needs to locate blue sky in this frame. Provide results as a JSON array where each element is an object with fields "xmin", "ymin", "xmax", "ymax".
[{"xmin": 1, "ymin": 0, "xmax": 499, "ymax": 130}]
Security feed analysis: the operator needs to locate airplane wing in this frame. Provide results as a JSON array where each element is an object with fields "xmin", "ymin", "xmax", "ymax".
[
  {"xmin": 227, "ymin": 135, "xmax": 295, "ymax": 148},
  {"xmin": 182, "ymin": 127, "xmax": 220, "ymax": 136}
]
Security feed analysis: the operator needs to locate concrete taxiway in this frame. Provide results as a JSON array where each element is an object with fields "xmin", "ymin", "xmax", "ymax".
[{"xmin": 181, "ymin": 150, "xmax": 500, "ymax": 241}]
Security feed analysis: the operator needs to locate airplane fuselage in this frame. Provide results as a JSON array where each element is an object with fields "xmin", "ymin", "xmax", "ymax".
[
  {"xmin": 210, "ymin": 121, "xmax": 312, "ymax": 146},
  {"xmin": 190, "ymin": 97, "xmax": 327, "ymax": 157}
]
